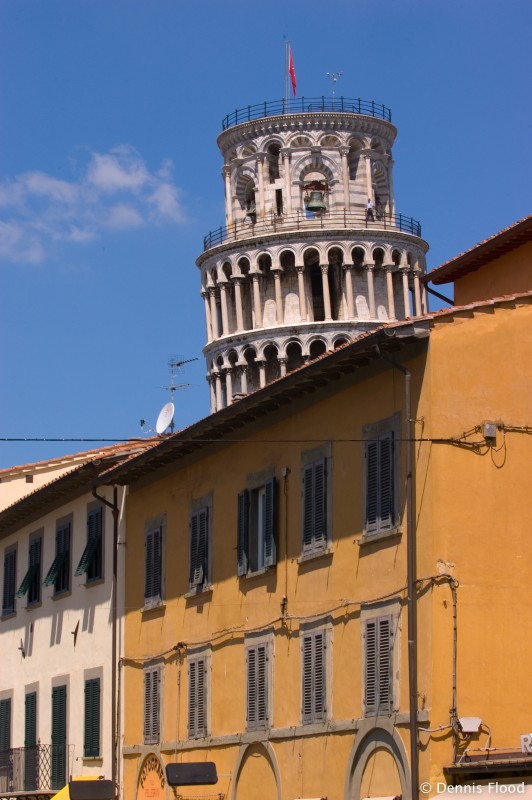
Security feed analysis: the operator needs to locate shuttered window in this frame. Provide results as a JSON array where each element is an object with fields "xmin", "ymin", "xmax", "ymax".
[
  {"xmin": 75, "ymin": 508, "xmax": 103, "ymax": 582},
  {"xmin": 144, "ymin": 526, "xmax": 162, "ymax": 603},
  {"xmin": 301, "ymin": 630, "xmax": 327, "ymax": 724},
  {"xmin": 365, "ymin": 430, "xmax": 396, "ymax": 535},
  {"xmin": 246, "ymin": 643, "xmax": 269, "ymax": 730},
  {"xmin": 189, "ymin": 509, "xmax": 209, "ymax": 590},
  {"xmin": 237, "ymin": 478, "xmax": 277, "ymax": 575},
  {"xmin": 24, "ymin": 692, "xmax": 37, "ymax": 790},
  {"xmin": 302, "ymin": 458, "xmax": 328, "ymax": 553},
  {"xmin": 187, "ymin": 655, "xmax": 207, "ymax": 738},
  {"xmin": 44, "ymin": 524, "xmax": 71, "ymax": 594},
  {"xmin": 0, "ymin": 698, "xmax": 11, "ymax": 752},
  {"xmin": 17, "ymin": 537, "xmax": 42, "ymax": 604},
  {"xmin": 51, "ymin": 685, "xmax": 67, "ymax": 790},
  {"xmin": 84, "ymin": 679, "xmax": 100, "ymax": 757},
  {"xmin": 143, "ymin": 668, "xmax": 160, "ymax": 745},
  {"xmin": 2, "ymin": 549, "xmax": 16, "ymax": 615},
  {"xmin": 364, "ymin": 616, "xmax": 393, "ymax": 714}
]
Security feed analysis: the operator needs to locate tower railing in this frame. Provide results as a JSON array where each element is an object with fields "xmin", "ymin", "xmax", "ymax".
[
  {"xmin": 203, "ymin": 209, "xmax": 422, "ymax": 251},
  {"xmin": 222, "ymin": 97, "xmax": 392, "ymax": 129}
]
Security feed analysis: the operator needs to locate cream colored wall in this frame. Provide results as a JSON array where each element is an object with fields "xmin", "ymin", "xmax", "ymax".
[{"xmin": 454, "ymin": 240, "xmax": 532, "ymax": 305}]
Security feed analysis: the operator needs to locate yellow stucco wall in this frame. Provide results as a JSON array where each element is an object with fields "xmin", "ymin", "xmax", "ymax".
[
  {"xmin": 120, "ymin": 298, "xmax": 532, "ymax": 800},
  {"xmin": 454, "ymin": 240, "xmax": 532, "ymax": 305}
]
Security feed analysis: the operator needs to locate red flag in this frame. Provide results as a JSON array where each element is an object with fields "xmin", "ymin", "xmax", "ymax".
[{"xmin": 289, "ymin": 46, "xmax": 297, "ymax": 96}]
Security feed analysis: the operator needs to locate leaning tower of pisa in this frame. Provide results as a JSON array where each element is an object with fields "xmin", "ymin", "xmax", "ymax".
[{"xmin": 196, "ymin": 96, "xmax": 429, "ymax": 412}]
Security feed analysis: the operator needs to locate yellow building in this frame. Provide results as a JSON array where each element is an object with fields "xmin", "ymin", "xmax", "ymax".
[{"xmin": 100, "ymin": 219, "xmax": 532, "ymax": 800}]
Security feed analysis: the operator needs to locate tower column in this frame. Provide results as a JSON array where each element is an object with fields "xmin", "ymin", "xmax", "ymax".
[
  {"xmin": 340, "ymin": 146, "xmax": 351, "ymax": 211},
  {"xmin": 240, "ymin": 364, "xmax": 248, "ymax": 395},
  {"xmin": 384, "ymin": 265, "xmax": 396, "ymax": 320},
  {"xmin": 296, "ymin": 265, "xmax": 307, "ymax": 321},
  {"xmin": 387, "ymin": 159, "xmax": 396, "ymax": 216},
  {"xmin": 279, "ymin": 357, "xmax": 287, "ymax": 377},
  {"xmin": 209, "ymin": 287, "xmax": 219, "ymax": 339},
  {"xmin": 401, "ymin": 268, "xmax": 412, "ymax": 317},
  {"xmin": 225, "ymin": 368, "xmax": 233, "ymax": 405},
  {"xmin": 215, "ymin": 371, "xmax": 223, "ymax": 410},
  {"xmin": 208, "ymin": 375, "xmax": 216, "ymax": 414},
  {"xmin": 219, "ymin": 282, "xmax": 230, "ymax": 335},
  {"xmin": 258, "ymin": 359, "xmax": 266, "ymax": 389},
  {"xmin": 364, "ymin": 153, "xmax": 373, "ymax": 202},
  {"xmin": 321, "ymin": 265, "xmax": 332, "ymax": 321},
  {"xmin": 413, "ymin": 268, "xmax": 422, "ymax": 316},
  {"xmin": 223, "ymin": 165, "xmax": 233, "ymax": 228},
  {"xmin": 251, "ymin": 273, "xmax": 262, "ymax": 328},
  {"xmin": 257, "ymin": 154, "xmax": 266, "ymax": 218},
  {"xmin": 343, "ymin": 263, "xmax": 355, "ymax": 319},
  {"xmin": 202, "ymin": 291, "xmax": 213, "ymax": 342},
  {"xmin": 281, "ymin": 148, "xmax": 292, "ymax": 214},
  {"xmin": 232, "ymin": 277, "xmax": 244, "ymax": 331},
  {"xmin": 272, "ymin": 268, "xmax": 284, "ymax": 324},
  {"xmin": 365, "ymin": 263, "xmax": 376, "ymax": 319}
]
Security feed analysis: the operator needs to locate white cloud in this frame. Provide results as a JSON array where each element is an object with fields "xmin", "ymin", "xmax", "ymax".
[{"xmin": 0, "ymin": 145, "xmax": 185, "ymax": 265}]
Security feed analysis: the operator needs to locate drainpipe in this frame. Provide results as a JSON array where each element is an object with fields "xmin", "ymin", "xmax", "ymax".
[
  {"xmin": 92, "ymin": 485, "xmax": 119, "ymax": 799},
  {"xmin": 376, "ymin": 345, "xmax": 419, "ymax": 800}
]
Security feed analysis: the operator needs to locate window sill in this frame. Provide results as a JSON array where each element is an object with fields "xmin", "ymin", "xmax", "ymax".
[
  {"xmin": 26, "ymin": 601, "xmax": 42, "ymax": 611},
  {"xmin": 142, "ymin": 598, "xmax": 165, "ymax": 613},
  {"xmin": 297, "ymin": 545, "xmax": 333, "ymax": 565},
  {"xmin": 185, "ymin": 584, "xmax": 213, "ymax": 600},
  {"xmin": 1, "ymin": 610, "xmax": 16, "ymax": 620},
  {"xmin": 52, "ymin": 589, "xmax": 72, "ymax": 601},
  {"xmin": 242, "ymin": 566, "xmax": 272, "ymax": 580},
  {"xmin": 82, "ymin": 756, "xmax": 102, "ymax": 763},
  {"xmin": 85, "ymin": 577, "xmax": 104, "ymax": 588},
  {"xmin": 358, "ymin": 527, "xmax": 402, "ymax": 546}
]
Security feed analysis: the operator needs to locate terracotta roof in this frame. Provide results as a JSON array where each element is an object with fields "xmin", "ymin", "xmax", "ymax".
[
  {"xmin": 426, "ymin": 214, "xmax": 532, "ymax": 285},
  {"xmin": 0, "ymin": 439, "xmax": 155, "ymax": 478},
  {"xmin": 0, "ymin": 441, "xmax": 154, "ymax": 537}
]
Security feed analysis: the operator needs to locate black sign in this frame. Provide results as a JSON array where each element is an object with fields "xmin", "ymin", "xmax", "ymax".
[
  {"xmin": 68, "ymin": 780, "xmax": 114, "ymax": 800},
  {"xmin": 165, "ymin": 763, "xmax": 218, "ymax": 786}
]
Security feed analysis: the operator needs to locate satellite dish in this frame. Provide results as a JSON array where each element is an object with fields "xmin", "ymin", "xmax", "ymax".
[{"xmin": 155, "ymin": 402, "xmax": 174, "ymax": 435}]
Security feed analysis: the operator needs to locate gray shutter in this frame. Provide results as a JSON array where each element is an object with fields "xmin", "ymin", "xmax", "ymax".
[
  {"xmin": 246, "ymin": 648, "xmax": 257, "ymax": 728},
  {"xmin": 378, "ymin": 433, "xmax": 394, "ymax": 531},
  {"xmin": 187, "ymin": 660, "xmax": 197, "ymax": 735},
  {"xmin": 313, "ymin": 631, "xmax": 326, "ymax": 719},
  {"xmin": 365, "ymin": 620, "xmax": 377, "ymax": 713},
  {"xmin": 256, "ymin": 644, "xmax": 268, "ymax": 723},
  {"xmin": 144, "ymin": 527, "xmax": 162, "ymax": 601},
  {"xmin": 313, "ymin": 460, "xmax": 327, "ymax": 546},
  {"xmin": 237, "ymin": 491, "xmax": 249, "ymax": 576},
  {"xmin": 263, "ymin": 478, "xmax": 277, "ymax": 567},
  {"xmin": 302, "ymin": 634, "xmax": 313, "ymax": 723},
  {"xmin": 378, "ymin": 617, "xmax": 392, "ymax": 711},
  {"xmin": 196, "ymin": 658, "xmax": 206, "ymax": 736},
  {"xmin": 365, "ymin": 440, "xmax": 379, "ymax": 534},
  {"xmin": 190, "ymin": 511, "xmax": 207, "ymax": 588},
  {"xmin": 143, "ymin": 669, "xmax": 159, "ymax": 744},
  {"xmin": 302, "ymin": 465, "xmax": 315, "ymax": 549}
]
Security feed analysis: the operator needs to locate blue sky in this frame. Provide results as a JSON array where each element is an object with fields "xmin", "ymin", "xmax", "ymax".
[{"xmin": 1, "ymin": 0, "xmax": 531, "ymax": 469}]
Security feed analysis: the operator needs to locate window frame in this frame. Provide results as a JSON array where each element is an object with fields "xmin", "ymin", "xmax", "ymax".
[
  {"xmin": 362, "ymin": 413, "xmax": 401, "ymax": 539},
  {"xmin": 187, "ymin": 649, "xmax": 209, "ymax": 739},
  {"xmin": 188, "ymin": 495, "xmax": 212, "ymax": 594},
  {"xmin": 2, "ymin": 546, "xmax": 17, "ymax": 617},
  {"xmin": 300, "ymin": 443, "xmax": 332, "ymax": 557},
  {"xmin": 300, "ymin": 622, "xmax": 331, "ymax": 725},
  {"xmin": 237, "ymin": 471, "xmax": 277, "ymax": 576},
  {"xmin": 143, "ymin": 666, "xmax": 161, "ymax": 745}
]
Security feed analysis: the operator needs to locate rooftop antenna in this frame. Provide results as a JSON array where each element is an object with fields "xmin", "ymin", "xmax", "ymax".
[
  {"xmin": 326, "ymin": 71, "xmax": 343, "ymax": 108},
  {"xmin": 160, "ymin": 355, "xmax": 198, "ymax": 433}
]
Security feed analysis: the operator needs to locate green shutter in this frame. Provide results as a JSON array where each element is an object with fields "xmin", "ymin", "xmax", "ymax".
[
  {"xmin": 84, "ymin": 679, "xmax": 100, "ymax": 757},
  {"xmin": 2, "ymin": 550, "xmax": 16, "ymax": 615},
  {"xmin": 0, "ymin": 698, "xmax": 11, "ymax": 752},
  {"xmin": 51, "ymin": 685, "xmax": 67, "ymax": 790},
  {"xmin": 263, "ymin": 479, "xmax": 277, "ymax": 567},
  {"xmin": 17, "ymin": 538, "xmax": 41, "ymax": 600},
  {"xmin": 24, "ymin": 692, "xmax": 38, "ymax": 790},
  {"xmin": 237, "ymin": 491, "xmax": 250, "ymax": 576},
  {"xmin": 45, "ymin": 525, "xmax": 70, "ymax": 591},
  {"xmin": 75, "ymin": 537, "xmax": 99, "ymax": 577}
]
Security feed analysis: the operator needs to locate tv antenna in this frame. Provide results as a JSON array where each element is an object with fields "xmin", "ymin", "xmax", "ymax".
[
  {"xmin": 140, "ymin": 355, "xmax": 198, "ymax": 436},
  {"xmin": 326, "ymin": 71, "xmax": 343, "ymax": 105}
]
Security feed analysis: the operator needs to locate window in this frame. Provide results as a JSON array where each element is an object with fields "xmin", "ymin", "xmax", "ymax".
[
  {"xmin": 144, "ymin": 517, "xmax": 164, "ymax": 607},
  {"xmin": 0, "ymin": 698, "xmax": 11, "ymax": 752},
  {"xmin": 75, "ymin": 507, "xmax": 103, "ymax": 582},
  {"xmin": 301, "ymin": 444, "xmax": 331, "ymax": 555},
  {"xmin": 363, "ymin": 415, "xmax": 400, "ymax": 536},
  {"xmin": 143, "ymin": 667, "xmax": 160, "ymax": 745},
  {"xmin": 44, "ymin": 521, "xmax": 71, "ymax": 594},
  {"xmin": 2, "ymin": 548, "xmax": 16, "ymax": 616},
  {"xmin": 246, "ymin": 640, "xmax": 270, "ymax": 730},
  {"xmin": 364, "ymin": 616, "xmax": 394, "ymax": 715},
  {"xmin": 51, "ymin": 684, "xmax": 67, "ymax": 790},
  {"xmin": 17, "ymin": 535, "xmax": 42, "ymax": 605},
  {"xmin": 24, "ymin": 692, "xmax": 38, "ymax": 790},
  {"xmin": 237, "ymin": 477, "xmax": 276, "ymax": 575},
  {"xmin": 84, "ymin": 678, "xmax": 100, "ymax": 757},
  {"xmin": 301, "ymin": 627, "xmax": 328, "ymax": 724},
  {"xmin": 189, "ymin": 505, "xmax": 210, "ymax": 592},
  {"xmin": 187, "ymin": 653, "xmax": 208, "ymax": 739}
]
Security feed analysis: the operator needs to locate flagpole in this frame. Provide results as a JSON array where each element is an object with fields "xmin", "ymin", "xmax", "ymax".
[{"xmin": 284, "ymin": 37, "xmax": 289, "ymax": 112}]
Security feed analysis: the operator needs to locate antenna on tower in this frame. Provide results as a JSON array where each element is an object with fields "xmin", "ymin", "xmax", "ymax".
[{"xmin": 326, "ymin": 71, "xmax": 343, "ymax": 108}]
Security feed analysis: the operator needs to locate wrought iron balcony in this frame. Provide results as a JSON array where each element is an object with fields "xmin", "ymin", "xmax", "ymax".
[
  {"xmin": 221, "ymin": 97, "xmax": 392, "ymax": 130},
  {"xmin": 203, "ymin": 209, "xmax": 422, "ymax": 251},
  {"xmin": 0, "ymin": 744, "xmax": 74, "ymax": 796}
]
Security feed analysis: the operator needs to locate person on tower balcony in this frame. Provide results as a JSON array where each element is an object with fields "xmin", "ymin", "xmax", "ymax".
[{"xmin": 366, "ymin": 197, "xmax": 375, "ymax": 223}]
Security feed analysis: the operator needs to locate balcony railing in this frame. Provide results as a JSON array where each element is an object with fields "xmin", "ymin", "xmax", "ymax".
[
  {"xmin": 203, "ymin": 209, "xmax": 422, "ymax": 251},
  {"xmin": 0, "ymin": 744, "xmax": 74, "ymax": 795},
  {"xmin": 222, "ymin": 97, "xmax": 392, "ymax": 130}
]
